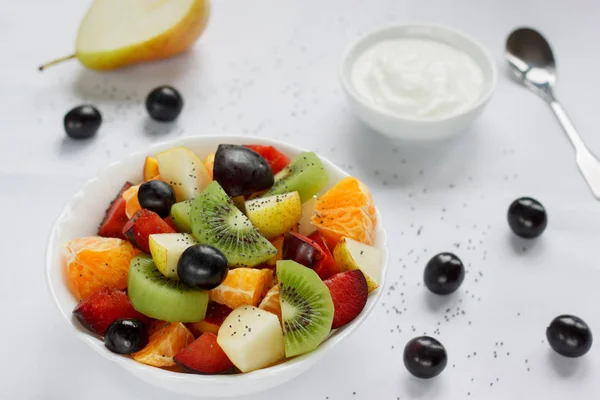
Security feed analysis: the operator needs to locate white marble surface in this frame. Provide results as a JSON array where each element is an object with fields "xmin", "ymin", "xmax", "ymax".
[{"xmin": 2, "ymin": 0, "xmax": 600, "ymax": 399}]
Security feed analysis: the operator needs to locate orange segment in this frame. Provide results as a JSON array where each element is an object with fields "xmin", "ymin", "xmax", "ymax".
[
  {"xmin": 65, "ymin": 237, "xmax": 139, "ymax": 301},
  {"xmin": 266, "ymin": 236, "xmax": 284, "ymax": 267},
  {"xmin": 122, "ymin": 184, "xmax": 141, "ymax": 219},
  {"xmin": 311, "ymin": 177, "xmax": 376, "ymax": 249},
  {"xmin": 143, "ymin": 156, "xmax": 160, "ymax": 181},
  {"xmin": 209, "ymin": 268, "xmax": 273, "ymax": 309},
  {"xmin": 132, "ymin": 321, "xmax": 194, "ymax": 367},
  {"xmin": 204, "ymin": 153, "xmax": 215, "ymax": 179},
  {"xmin": 258, "ymin": 285, "xmax": 281, "ymax": 322}
]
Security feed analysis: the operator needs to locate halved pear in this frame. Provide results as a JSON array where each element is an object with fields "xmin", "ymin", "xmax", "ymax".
[
  {"xmin": 245, "ymin": 192, "xmax": 302, "ymax": 239},
  {"xmin": 333, "ymin": 237, "xmax": 382, "ymax": 293},
  {"xmin": 40, "ymin": 0, "xmax": 210, "ymax": 71},
  {"xmin": 149, "ymin": 233, "xmax": 197, "ymax": 279},
  {"xmin": 156, "ymin": 146, "xmax": 211, "ymax": 201}
]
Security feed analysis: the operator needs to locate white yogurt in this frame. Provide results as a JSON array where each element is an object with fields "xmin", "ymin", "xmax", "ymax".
[{"xmin": 351, "ymin": 37, "xmax": 484, "ymax": 119}]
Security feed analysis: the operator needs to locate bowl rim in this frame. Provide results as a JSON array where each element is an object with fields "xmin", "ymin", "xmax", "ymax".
[
  {"xmin": 339, "ymin": 22, "xmax": 499, "ymax": 123},
  {"xmin": 45, "ymin": 134, "xmax": 389, "ymax": 386}
]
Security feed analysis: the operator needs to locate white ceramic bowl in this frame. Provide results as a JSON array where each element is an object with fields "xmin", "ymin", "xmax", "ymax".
[
  {"xmin": 340, "ymin": 24, "xmax": 498, "ymax": 141},
  {"xmin": 45, "ymin": 135, "xmax": 388, "ymax": 397}
]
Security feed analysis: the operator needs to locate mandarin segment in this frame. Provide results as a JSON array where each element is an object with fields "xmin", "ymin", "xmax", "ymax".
[
  {"xmin": 132, "ymin": 321, "xmax": 194, "ymax": 367},
  {"xmin": 209, "ymin": 268, "xmax": 273, "ymax": 309},
  {"xmin": 122, "ymin": 184, "xmax": 142, "ymax": 219},
  {"xmin": 311, "ymin": 176, "xmax": 376, "ymax": 248},
  {"xmin": 65, "ymin": 237, "xmax": 139, "ymax": 301},
  {"xmin": 258, "ymin": 285, "xmax": 281, "ymax": 322}
]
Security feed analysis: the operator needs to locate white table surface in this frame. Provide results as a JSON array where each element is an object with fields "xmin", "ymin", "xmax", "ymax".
[{"xmin": 2, "ymin": 0, "xmax": 600, "ymax": 399}]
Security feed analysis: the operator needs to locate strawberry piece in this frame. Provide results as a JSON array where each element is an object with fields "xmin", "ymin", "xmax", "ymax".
[
  {"xmin": 324, "ymin": 270, "xmax": 368, "ymax": 329},
  {"xmin": 174, "ymin": 332, "xmax": 234, "ymax": 374},
  {"xmin": 163, "ymin": 216, "xmax": 178, "ymax": 231},
  {"xmin": 122, "ymin": 209, "xmax": 175, "ymax": 253},
  {"xmin": 98, "ymin": 182, "xmax": 133, "ymax": 239},
  {"xmin": 308, "ymin": 231, "xmax": 341, "ymax": 280},
  {"xmin": 187, "ymin": 302, "xmax": 233, "ymax": 336},
  {"xmin": 72, "ymin": 287, "xmax": 150, "ymax": 335},
  {"xmin": 243, "ymin": 145, "xmax": 290, "ymax": 174}
]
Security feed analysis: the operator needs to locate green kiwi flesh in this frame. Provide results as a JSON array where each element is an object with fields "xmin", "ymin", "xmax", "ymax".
[
  {"xmin": 191, "ymin": 181, "xmax": 276, "ymax": 267},
  {"xmin": 261, "ymin": 152, "xmax": 328, "ymax": 203},
  {"xmin": 127, "ymin": 255, "xmax": 208, "ymax": 322},
  {"xmin": 170, "ymin": 199, "xmax": 193, "ymax": 233},
  {"xmin": 277, "ymin": 260, "xmax": 334, "ymax": 357}
]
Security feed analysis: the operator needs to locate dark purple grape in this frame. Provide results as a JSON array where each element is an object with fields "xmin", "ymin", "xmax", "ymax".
[
  {"xmin": 508, "ymin": 197, "xmax": 547, "ymax": 238},
  {"xmin": 138, "ymin": 180, "xmax": 176, "ymax": 218},
  {"xmin": 104, "ymin": 318, "xmax": 148, "ymax": 354},
  {"xmin": 178, "ymin": 244, "xmax": 229, "ymax": 290},
  {"xmin": 282, "ymin": 232, "xmax": 323, "ymax": 269},
  {"xmin": 424, "ymin": 253, "xmax": 464, "ymax": 295},
  {"xmin": 404, "ymin": 336, "xmax": 447, "ymax": 379},
  {"xmin": 64, "ymin": 105, "xmax": 101, "ymax": 139},
  {"xmin": 213, "ymin": 144, "xmax": 274, "ymax": 197},
  {"xmin": 145, "ymin": 86, "xmax": 183, "ymax": 122},
  {"xmin": 546, "ymin": 315, "xmax": 593, "ymax": 358}
]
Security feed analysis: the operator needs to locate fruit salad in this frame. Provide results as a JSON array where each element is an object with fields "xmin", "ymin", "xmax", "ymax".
[{"xmin": 64, "ymin": 143, "xmax": 382, "ymax": 374}]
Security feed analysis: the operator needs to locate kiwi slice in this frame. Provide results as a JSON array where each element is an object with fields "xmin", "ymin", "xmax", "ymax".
[
  {"xmin": 191, "ymin": 181, "xmax": 277, "ymax": 267},
  {"xmin": 170, "ymin": 199, "xmax": 193, "ymax": 233},
  {"xmin": 127, "ymin": 255, "xmax": 208, "ymax": 322},
  {"xmin": 260, "ymin": 152, "xmax": 328, "ymax": 203},
  {"xmin": 277, "ymin": 260, "xmax": 334, "ymax": 357}
]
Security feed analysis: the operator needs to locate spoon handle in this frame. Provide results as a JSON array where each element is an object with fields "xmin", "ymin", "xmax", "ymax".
[{"xmin": 549, "ymin": 100, "xmax": 600, "ymax": 199}]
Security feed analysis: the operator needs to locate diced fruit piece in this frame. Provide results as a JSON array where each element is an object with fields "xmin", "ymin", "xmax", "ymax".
[
  {"xmin": 259, "ymin": 285, "xmax": 281, "ymax": 322},
  {"xmin": 245, "ymin": 192, "xmax": 302, "ymax": 239},
  {"xmin": 277, "ymin": 260, "xmax": 334, "ymax": 357},
  {"xmin": 308, "ymin": 231, "xmax": 341, "ymax": 280},
  {"xmin": 138, "ymin": 180, "xmax": 176, "ymax": 218},
  {"xmin": 266, "ymin": 236, "xmax": 285, "ymax": 267},
  {"xmin": 261, "ymin": 152, "xmax": 328, "ymax": 203},
  {"xmin": 128, "ymin": 255, "xmax": 209, "ymax": 322},
  {"xmin": 312, "ymin": 176, "xmax": 376, "ymax": 249},
  {"xmin": 333, "ymin": 237, "xmax": 382, "ymax": 293},
  {"xmin": 217, "ymin": 305, "xmax": 285, "ymax": 373},
  {"xmin": 122, "ymin": 184, "xmax": 142, "ymax": 219},
  {"xmin": 170, "ymin": 199, "xmax": 193, "ymax": 233},
  {"xmin": 156, "ymin": 146, "xmax": 211, "ymax": 201},
  {"xmin": 209, "ymin": 268, "xmax": 273, "ymax": 309},
  {"xmin": 191, "ymin": 181, "xmax": 277, "ymax": 267},
  {"xmin": 163, "ymin": 216, "xmax": 177, "ymax": 231},
  {"xmin": 213, "ymin": 144, "xmax": 274, "ymax": 197},
  {"xmin": 282, "ymin": 232, "xmax": 324, "ymax": 269},
  {"xmin": 178, "ymin": 244, "xmax": 229, "ymax": 290},
  {"xmin": 65, "ymin": 237, "xmax": 139, "ymax": 301},
  {"xmin": 105, "ymin": 318, "xmax": 149, "ymax": 354},
  {"xmin": 132, "ymin": 321, "xmax": 194, "ymax": 367},
  {"xmin": 232, "ymin": 195, "xmax": 246, "ymax": 214},
  {"xmin": 123, "ymin": 209, "xmax": 176, "ymax": 253},
  {"xmin": 324, "ymin": 270, "xmax": 368, "ymax": 329},
  {"xmin": 174, "ymin": 332, "xmax": 234, "ymax": 374},
  {"xmin": 149, "ymin": 233, "xmax": 197, "ymax": 279},
  {"xmin": 187, "ymin": 302, "xmax": 233, "ymax": 336},
  {"xmin": 143, "ymin": 156, "xmax": 160, "ymax": 181},
  {"xmin": 204, "ymin": 153, "xmax": 215, "ymax": 179},
  {"xmin": 243, "ymin": 145, "xmax": 291, "ymax": 175},
  {"xmin": 298, "ymin": 196, "xmax": 318, "ymax": 236},
  {"xmin": 98, "ymin": 182, "xmax": 133, "ymax": 239},
  {"xmin": 72, "ymin": 287, "xmax": 150, "ymax": 335}
]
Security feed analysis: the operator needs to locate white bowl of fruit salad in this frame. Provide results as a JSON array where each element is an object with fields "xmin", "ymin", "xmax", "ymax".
[{"xmin": 45, "ymin": 135, "xmax": 388, "ymax": 397}]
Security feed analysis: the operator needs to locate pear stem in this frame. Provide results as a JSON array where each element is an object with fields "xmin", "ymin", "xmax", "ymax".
[{"xmin": 38, "ymin": 54, "xmax": 76, "ymax": 71}]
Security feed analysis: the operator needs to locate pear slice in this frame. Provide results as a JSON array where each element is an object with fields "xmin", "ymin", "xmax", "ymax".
[
  {"xmin": 39, "ymin": 0, "xmax": 210, "ymax": 71},
  {"xmin": 156, "ymin": 146, "xmax": 211, "ymax": 202},
  {"xmin": 333, "ymin": 237, "xmax": 382, "ymax": 293},
  {"xmin": 149, "ymin": 233, "xmax": 197, "ymax": 279},
  {"xmin": 245, "ymin": 192, "xmax": 302, "ymax": 239}
]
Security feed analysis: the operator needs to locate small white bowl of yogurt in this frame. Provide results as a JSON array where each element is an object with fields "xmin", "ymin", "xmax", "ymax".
[{"xmin": 340, "ymin": 24, "xmax": 497, "ymax": 141}]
